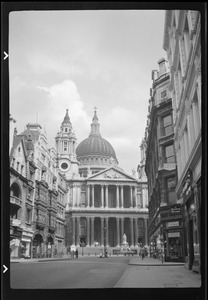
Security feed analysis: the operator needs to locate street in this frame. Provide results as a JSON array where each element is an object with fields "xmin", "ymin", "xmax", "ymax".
[
  {"xmin": 10, "ymin": 256, "xmax": 129, "ymax": 289},
  {"xmin": 10, "ymin": 256, "xmax": 201, "ymax": 289}
]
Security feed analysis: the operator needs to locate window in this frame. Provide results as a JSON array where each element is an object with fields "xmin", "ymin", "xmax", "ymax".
[
  {"xmin": 21, "ymin": 165, "xmax": 24, "ymax": 174},
  {"xmin": 16, "ymin": 162, "xmax": 19, "ymax": 172},
  {"xmin": 166, "ymin": 177, "xmax": 177, "ymax": 204},
  {"xmin": 162, "ymin": 115, "xmax": 173, "ymax": 136},
  {"xmin": 26, "ymin": 208, "xmax": 31, "ymax": 224},
  {"xmin": 164, "ymin": 144, "xmax": 175, "ymax": 163},
  {"xmin": 65, "ymin": 128, "xmax": 67, "ymax": 132},
  {"xmin": 64, "ymin": 141, "xmax": 67, "ymax": 151},
  {"xmin": 12, "ymin": 158, "xmax": 15, "ymax": 168}
]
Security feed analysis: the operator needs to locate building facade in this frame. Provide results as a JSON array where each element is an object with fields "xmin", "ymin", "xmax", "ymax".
[
  {"xmin": 163, "ymin": 10, "xmax": 201, "ymax": 272},
  {"xmin": 63, "ymin": 109, "xmax": 149, "ymax": 254},
  {"xmin": 145, "ymin": 58, "xmax": 184, "ymax": 262}
]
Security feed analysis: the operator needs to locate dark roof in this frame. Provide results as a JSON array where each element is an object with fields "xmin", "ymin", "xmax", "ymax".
[{"xmin": 76, "ymin": 135, "xmax": 117, "ymax": 160}]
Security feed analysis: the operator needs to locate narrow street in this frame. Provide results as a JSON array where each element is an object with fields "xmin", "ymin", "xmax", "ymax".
[{"xmin": 10, "ymin": 256, "xmax": 201, "ymax": 289}]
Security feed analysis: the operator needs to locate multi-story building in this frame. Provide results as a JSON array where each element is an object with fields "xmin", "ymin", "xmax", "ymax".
[
  {"xmin": 10, "ymin": 122, "xmax": 68, "ymax": 258},
  {"xmin": 137, "ymin": 138, "xmax": 149, "ymax": 244},
  {"xmin": 163, "ymin": 10, "xmax": 201, "ymax": 272},
  {"xmin": 10, "ymin": 125, "xmax": 36, "ymax": 258},
  {"xmin": 145, "ymin": 58, "xmax": 184, "ymax": 262}
]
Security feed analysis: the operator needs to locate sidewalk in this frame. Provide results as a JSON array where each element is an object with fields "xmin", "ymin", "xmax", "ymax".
[
  {"xmin": 115, "ymin": 257, "xmax": 201, "ymax": 288},
  {"xmin": 129, "ymin": 256, "xmax": 185, "ymax": 266},
  {"xmin": 10, "ymin": 255, "xmax": 72, "ymax": 263}
]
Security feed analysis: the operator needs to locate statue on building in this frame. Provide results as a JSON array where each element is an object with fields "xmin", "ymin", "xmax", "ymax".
[
  {"xmin": 122, "ymin": 233, "xmax": 127, "ymax": 244},
  {"xmin": 132, "ymin": 168, "xmax": 136, "ymax": 177}
]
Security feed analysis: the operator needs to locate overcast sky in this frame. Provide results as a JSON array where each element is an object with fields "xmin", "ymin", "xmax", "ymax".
[{"xmin": 9, "ymin": 9, "xmax": 167, "ymax": 175}]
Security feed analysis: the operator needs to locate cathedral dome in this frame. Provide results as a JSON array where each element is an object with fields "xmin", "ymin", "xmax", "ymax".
[
  {"xmin": 76, "ymin": 135, "xmax": 117, "ymax": 160},
  {"xmin": 76, "ymin": 109, "xmax": 118, "ymax": 169}
]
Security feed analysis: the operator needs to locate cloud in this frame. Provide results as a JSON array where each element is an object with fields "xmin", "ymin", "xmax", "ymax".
[
  {"xmin": 37, "ymin": 79, "xmax": 91, "ymax": 145},
  {"xmin": 10, "ymin": 77, "xmax": 27, "ymax": 92}
]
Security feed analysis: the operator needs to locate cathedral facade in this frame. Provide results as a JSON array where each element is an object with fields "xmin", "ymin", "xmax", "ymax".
[
  {"xmin": 59, "ymin": 109, "xmax": 149, "ymax": 253},
  {"xmin": 9, "ymin": 109, "xmax": 148, "ymax": 258}
]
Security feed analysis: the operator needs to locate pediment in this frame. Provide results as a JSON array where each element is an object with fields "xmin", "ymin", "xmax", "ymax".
[{"xmin": 88, "ymin": 167, "xmax": 137, "ymax": 182}]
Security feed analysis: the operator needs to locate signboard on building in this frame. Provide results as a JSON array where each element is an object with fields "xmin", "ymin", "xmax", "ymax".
[
  {"xmin": 170, "ymin": 207, "xmax": 181, "ymax": 215},
  {"xmin": 168, "ymin": 232, "xmax": 180, "ymax": 238},
  {"xmin": 163, "ymin": 163, "xmax": 176, "ymax": 171},
  {"xmin": 167, "ymin": 221, "xmax": 179, "ymax": 228}
]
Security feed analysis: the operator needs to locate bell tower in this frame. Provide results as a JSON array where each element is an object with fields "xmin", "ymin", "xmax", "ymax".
[{"xmin": 55, "ymin": 109, "xmax": 79, "ymax": 179}]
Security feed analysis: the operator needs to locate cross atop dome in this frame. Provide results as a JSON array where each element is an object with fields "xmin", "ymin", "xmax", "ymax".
[
  {"xmin": 92, "ymin": 106, "xmax": 99, "ymax": 123},
  {"xmin": 90, "ymin": 107, "xmax": 100, "ymax": 136}
]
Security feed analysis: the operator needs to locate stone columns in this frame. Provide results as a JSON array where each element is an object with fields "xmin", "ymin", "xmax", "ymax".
[
  {"xmin": 87, "ymin": 185, "xmax": 90, "ymax": 208},
  {"xmin": 86, "ymin": 217, "xmax": 90, "ymax": 246},
  {"xmin": 130, "ymin": 186, "xmax": 133, "ymax": 208},
  {"xmin": 105, "ymin": 217, "xmax": 109, "ymax": 246},
  {"xmin": 76, "ymin": 217, "xmax": 80, "ymax": 246},
  {"xmin": 116, "ymin": 217, "xmax": 120, "ymax": 247},
  {"xmin": 91, "ymin": 185, "xmax": 94, "ymax": 208},
  {"xmin": 130, "ymin": 218, "xmax": 134, "ymax": 247},
  {"xmin": 101, "ymin": 217, "xmax": 104, "ymax": 246},
  {"xmin": 105, "ymin": 185, "xmax": 108, "ymax": 208},
  {"xmin": 72, "ymin": 217, "xmax": 76, "ymax": 245},
  {"xmin": 91, "ymin": 217, "xmax": 94, "ymax": 246},
  {"xmin": 144, "ymin": 218, "xmax": 148, "ymax": 246},
  {"xmin": 101, "ymin": 185, "xmax": 104, "ymax": 208},
  {"xmin": 116, "ymin": 185, "xmax": 119, "ymax": 208},
  {"xmin": 121, "ymin": 218, "xmax": 124, "ymax": 240},
  {"xmin": 134, "ymin": 218, "xmax": 138, "ymax": 246},
  {"xmin": 121, "ymin": 186, "xmax": 124, "ymax": 208},
  {"xmin": 133, "ymin": 186, "xmax": 137, "ymax": 208}
]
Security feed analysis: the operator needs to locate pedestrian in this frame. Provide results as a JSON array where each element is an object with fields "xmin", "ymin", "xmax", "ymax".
[
  {"xmin": 161, "ymin": 251, "xmax": 164, "ymax": 264},
  {"xmin": 140, "ymin": 247, "xmax": 145, "ymax": 260},
  {"xmin": 99, "ymin": 249, "xmax": 103, "ymax": 258},
  {"xmin": 75, "ymin": 248, "xmax": 78, "ymax": 259}
]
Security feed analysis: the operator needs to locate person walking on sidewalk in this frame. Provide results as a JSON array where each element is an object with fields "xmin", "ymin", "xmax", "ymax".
[
  {"xmin": 161, "ymin": 251, "xmax": 164, "ymax": 264},
  {"xmin": 140, "ymin": 247, "xmax": 145, "ymax": 260}
]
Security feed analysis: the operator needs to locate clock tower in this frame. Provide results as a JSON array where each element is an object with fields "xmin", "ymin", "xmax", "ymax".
[{"xmin": 56, "ymin": 109, "xmax": 79, "ymax": 179}]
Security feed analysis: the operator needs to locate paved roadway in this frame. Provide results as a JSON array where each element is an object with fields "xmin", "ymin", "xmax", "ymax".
[
  {"xmin": 10, "ymin": 256, "xmax": 129, "ymax": 289},
  {"xmin": 10, "ymin": 256, "xmax": 201, "ymax": 289}
]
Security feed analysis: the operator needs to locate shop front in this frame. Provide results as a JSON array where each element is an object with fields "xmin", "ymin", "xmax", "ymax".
[
  {"xmin": 10, "ymin": 224, "xmax": 22, "ymax": 258},
  {"xmin": 21, "ymin": 228, "xmax": 34, "ymax": 258},
  {"xmin": 183, "ymin": 169, "xmax": 201, "ymax": 273},
  {"xmin": 160, "ymin": 205, "xmax": 185, "ymax": 262}
]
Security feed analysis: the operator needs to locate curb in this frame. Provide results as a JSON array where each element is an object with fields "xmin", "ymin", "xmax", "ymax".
[{"xmin": 128, "ymin": 262, "xmax": 185, "ymax": 266}]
